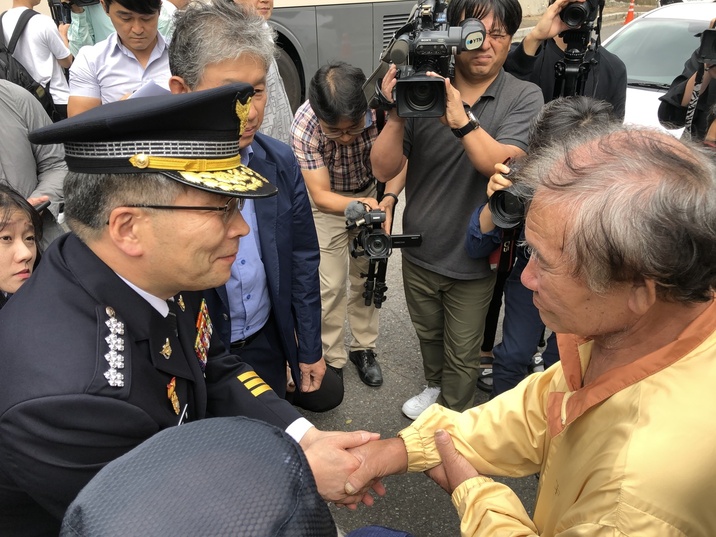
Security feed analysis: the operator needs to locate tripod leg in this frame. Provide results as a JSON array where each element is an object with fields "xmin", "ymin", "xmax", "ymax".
[
  {"xmin": 373, "ymin": 260, "xmax": 389, "ymax": 308},
  {"xmin": 363, "ymin": 259, "xmax": 377, "ymax": 306}
]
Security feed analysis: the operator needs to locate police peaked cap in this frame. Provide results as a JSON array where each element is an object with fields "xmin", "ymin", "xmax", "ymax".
[{"xmin": 28, "ymin": 83, "xmax": 277, "ymax": 199}]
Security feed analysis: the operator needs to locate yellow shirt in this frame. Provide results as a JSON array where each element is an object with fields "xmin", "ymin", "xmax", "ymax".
[{"xmin": 399, "ymin": 300, "xmax": 716, "ymax": 536}]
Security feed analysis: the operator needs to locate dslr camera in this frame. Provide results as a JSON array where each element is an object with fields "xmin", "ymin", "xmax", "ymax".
[
  {"xmin": 559, "ymin": 0, "xmax": 600, "ymax": 29},
  {"xmin": 697, "ymin": 28, "xmax": 716, "ymax": 64},
  {"xmin": 375, "ymin": 0, "xmax": 486, "ymax": 118},
  {"xmin": 488, "ymin": 159, "xmax": 533, "ymax": 229}
]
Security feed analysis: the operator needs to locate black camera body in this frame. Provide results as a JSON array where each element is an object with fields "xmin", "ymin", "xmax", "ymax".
[
  {"xmin": 348, "ymin": 209, "xmax": 421, "ymax": 261},
  {"xmin": 697, "ymin": 28, "xmax": 716, "ymax": 64},
  {"xmin": 488, "ymin": 160, "xmax": 533, "ymax": 229},
  {"xmin": 559, "ymin": 0, "xmax": 600, "ymax": 30},
  {"xmin": 387, "ymin": 0, "xmax": 485, "ymax": 117},
  {"xmin": 345, "ymin": 205, "xmax": 422, "ymax": 307}
]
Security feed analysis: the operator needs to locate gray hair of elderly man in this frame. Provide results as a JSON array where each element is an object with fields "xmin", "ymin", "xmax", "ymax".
[
  {"xmin": 517, "ymin": 125, "xmax": 716, "ymax": 304},
  {"xmin": 168, "ymin": 0, "xmax": 276, "ymax": 91}
]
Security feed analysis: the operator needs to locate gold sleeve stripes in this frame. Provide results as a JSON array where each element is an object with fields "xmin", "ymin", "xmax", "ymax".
[{"xmin": 237, "ymin": 371, "xmax": 272, "ymax": 397}]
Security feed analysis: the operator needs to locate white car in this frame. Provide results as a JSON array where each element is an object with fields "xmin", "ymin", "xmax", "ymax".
[{"xmin": 602, "ymin": 2, "xmax": 716, "ymax": 135}]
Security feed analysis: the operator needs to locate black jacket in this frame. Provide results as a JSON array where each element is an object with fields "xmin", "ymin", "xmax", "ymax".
[
  {"xmin": 506, "ymin": 38, "xmax": 627, "ymax": 119},
  {"xmin": 0, "ymin": 233, "xmax": 302, "ymax": 536}
]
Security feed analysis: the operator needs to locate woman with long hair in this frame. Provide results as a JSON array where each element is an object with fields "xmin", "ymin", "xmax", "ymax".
[{"xmin": 0, "ymin": 183, "xmax": 43, "ymax": 309}]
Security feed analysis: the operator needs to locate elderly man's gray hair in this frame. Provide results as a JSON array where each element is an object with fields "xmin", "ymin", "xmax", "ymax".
[{"xmin": 517, "ymin": 125, "xmax": 716, "ymax": 303}]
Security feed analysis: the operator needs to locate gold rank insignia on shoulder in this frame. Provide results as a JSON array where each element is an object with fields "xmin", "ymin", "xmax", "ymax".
[
  {"xmin": 167, "ymin": 376, "xmax": 180, "ymax": 415},
  {"xmin": 237, "ymin": 371, "xmax": 272, "ymax": 397},
  {"xmin": 161, "ymin": 338, "xmax": 172, "ymax": 360}
]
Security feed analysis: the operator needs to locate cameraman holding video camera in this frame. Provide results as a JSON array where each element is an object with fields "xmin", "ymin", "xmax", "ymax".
[
  {"xmin": 371, "ymin": 0, "xmax": 543, "ymax": 418},
  {"xmin": 291, "ymin": 61, "xmax": 404, "ymax": 388},
  {"xmin": 505, "ymin": 0, "xmax": 626, "ymax": 119}
]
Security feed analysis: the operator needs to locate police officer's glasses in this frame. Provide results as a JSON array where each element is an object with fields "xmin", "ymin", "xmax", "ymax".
[{"xmin": 125, "ymin": 197, "xmax": 245, "ymax": 224}]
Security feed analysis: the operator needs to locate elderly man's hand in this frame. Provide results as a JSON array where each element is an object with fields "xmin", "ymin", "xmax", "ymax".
[
  {"xmin": 344, "ymin": 437, "xmax": 409, "ymax": 501},
  {"xmin": 426, "ymin": 430, "xmax": 480, "ymax": 495}
]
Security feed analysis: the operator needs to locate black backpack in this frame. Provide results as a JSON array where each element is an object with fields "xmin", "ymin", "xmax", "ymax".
[{"xmin": 0, "ymin": 10, "xmax": 57, "ymax": 119}]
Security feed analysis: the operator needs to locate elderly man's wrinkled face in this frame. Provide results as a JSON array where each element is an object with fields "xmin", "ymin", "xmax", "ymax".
[{"xmin": 520, "ymin": 195, "xmax": 636, "ymax": 340}]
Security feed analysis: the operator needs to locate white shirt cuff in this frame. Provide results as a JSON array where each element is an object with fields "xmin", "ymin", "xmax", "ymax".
[{"xmin": 285, "ymin": 417, "xmax": 313, "ymax": 443}]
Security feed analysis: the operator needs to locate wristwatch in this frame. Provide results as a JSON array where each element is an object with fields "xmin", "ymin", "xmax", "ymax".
[{"xmin": 452, "ymin": 109, "xmax": 480, "ymax": 138}]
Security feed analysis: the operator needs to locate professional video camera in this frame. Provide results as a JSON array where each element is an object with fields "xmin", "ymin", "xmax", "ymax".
[
  {"xmin": 553, "ymin": 0, "xmax": 603, "ymax": 99},
  {"xmin": 364, "ymin": 0, "xmax": 485, "ymax": 118},
  {"xmin": 345, "ymin": 201, "xmax": 422, "ymax": 308}
]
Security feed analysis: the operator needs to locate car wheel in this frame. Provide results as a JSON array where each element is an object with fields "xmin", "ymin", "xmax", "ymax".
[{"xmin": 276, "ymin": 46, "xmax": 302, "ymax": 113}]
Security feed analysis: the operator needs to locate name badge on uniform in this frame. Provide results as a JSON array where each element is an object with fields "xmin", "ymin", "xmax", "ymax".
[{"xmin": 194, "ymin": 299, "xmax": 213, "ymax": 372}]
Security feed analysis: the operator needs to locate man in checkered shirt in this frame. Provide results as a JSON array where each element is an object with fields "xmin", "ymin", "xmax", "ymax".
[{"xmin": 291, "ymin": 61, "xmax": 404, "ymax": 389}]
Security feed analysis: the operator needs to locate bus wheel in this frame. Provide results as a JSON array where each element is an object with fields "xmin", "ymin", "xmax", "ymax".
[{"xmin": 276, "ymin": 47, "xmax": 302, "ymax": 113}]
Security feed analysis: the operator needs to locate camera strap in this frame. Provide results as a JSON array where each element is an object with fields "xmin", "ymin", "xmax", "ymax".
[{"xmin": 495, "ymin": 227, "xmax": 520, "ymax": 273}]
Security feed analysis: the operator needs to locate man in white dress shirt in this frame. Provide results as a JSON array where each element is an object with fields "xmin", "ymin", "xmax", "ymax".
[{"xmin": 67, "ymin": 0, "xmax": 170, "ymax": 116}]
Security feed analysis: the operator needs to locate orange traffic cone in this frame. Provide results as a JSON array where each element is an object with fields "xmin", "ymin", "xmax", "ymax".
[{"xmin": 623, "ymin": 0, "xmax": 635, "ymax": 24}]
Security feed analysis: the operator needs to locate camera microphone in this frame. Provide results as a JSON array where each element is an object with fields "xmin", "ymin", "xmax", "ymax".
[
  {"xmin": 389, "ymin": 37, "xmax": 410, "ymax": 65},
  {"xmin": 345, "ymin": 200, "xmax": 368, "ymax": 228}
]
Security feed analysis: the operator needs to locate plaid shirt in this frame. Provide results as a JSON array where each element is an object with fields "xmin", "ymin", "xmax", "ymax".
[{"xmin": 290, "ymin": 100, "xmax": 378, "ymax": 192}]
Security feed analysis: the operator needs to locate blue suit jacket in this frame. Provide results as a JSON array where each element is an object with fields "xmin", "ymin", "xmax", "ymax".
[{"xmin": 207, "ymin": 133, "xmax": 322, "ymax": 384}]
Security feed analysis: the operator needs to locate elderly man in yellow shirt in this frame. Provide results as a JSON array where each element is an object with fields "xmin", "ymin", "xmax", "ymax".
[{"xmin": 348, "ymin": 124, "xmax": 716, "ymax": 536}]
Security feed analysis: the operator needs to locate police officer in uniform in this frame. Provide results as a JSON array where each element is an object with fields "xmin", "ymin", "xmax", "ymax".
[{"xmin": 0, "ymin": 84, "xmax": 380, "ymax": 535}]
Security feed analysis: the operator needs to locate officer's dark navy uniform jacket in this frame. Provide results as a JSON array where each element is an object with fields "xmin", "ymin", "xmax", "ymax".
[{"xmin": 0, "ymin": 233, "xmax": 303, "ymax": 536}]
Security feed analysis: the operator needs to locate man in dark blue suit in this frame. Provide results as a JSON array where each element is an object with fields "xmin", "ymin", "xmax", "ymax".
[{"xmin": 168, "ymin": 0, "xmax": 342, "ymax": 411}]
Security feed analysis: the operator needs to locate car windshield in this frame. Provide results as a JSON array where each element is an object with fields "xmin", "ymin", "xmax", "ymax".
[{"xmin": 604, "ymin": 18, "xmax": 707, "ymax": 87}]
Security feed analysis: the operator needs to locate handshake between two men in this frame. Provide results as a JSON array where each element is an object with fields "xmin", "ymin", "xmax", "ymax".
[{"xmin": 304, "ymin": 427, "xmax": 476, "ymax": 508}]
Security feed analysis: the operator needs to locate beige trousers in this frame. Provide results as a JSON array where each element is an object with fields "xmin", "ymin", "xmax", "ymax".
[{"xmin": 309, "ymin": 186, "xmax": 380, "ymax": 368}]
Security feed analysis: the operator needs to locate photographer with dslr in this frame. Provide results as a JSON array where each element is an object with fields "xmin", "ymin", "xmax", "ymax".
[
  {"xmin": 505, "ymin": 0, "xmax": 626, "ymax": 119},
  {"xmin": 291, "ymin": 62, "xmax": 404, "ymax": 388},
  {"xmin": 469, "ymin": 97, "xmax": 616, "ymax": 398},
  {"xmin": 659, "ymin": 19, "xmax": 716, "ymax": 142},
  {"xmin": 371, "ymin": 0, "xmax": 542, "ymax": 418}
]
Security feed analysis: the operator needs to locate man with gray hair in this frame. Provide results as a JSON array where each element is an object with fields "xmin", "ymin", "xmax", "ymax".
[
  {"xmin": 168, "ymin": 0, "xmax": 343, "ymax": 411},
  {"xmin": 345, "ymin": 125, "xmax": 716, "ymax": 535}
]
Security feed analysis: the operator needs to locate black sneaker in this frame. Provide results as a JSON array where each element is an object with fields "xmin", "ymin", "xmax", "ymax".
[{"xmin": 349, "ymin": 349, "xmax": 383, "ymax": 387}]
